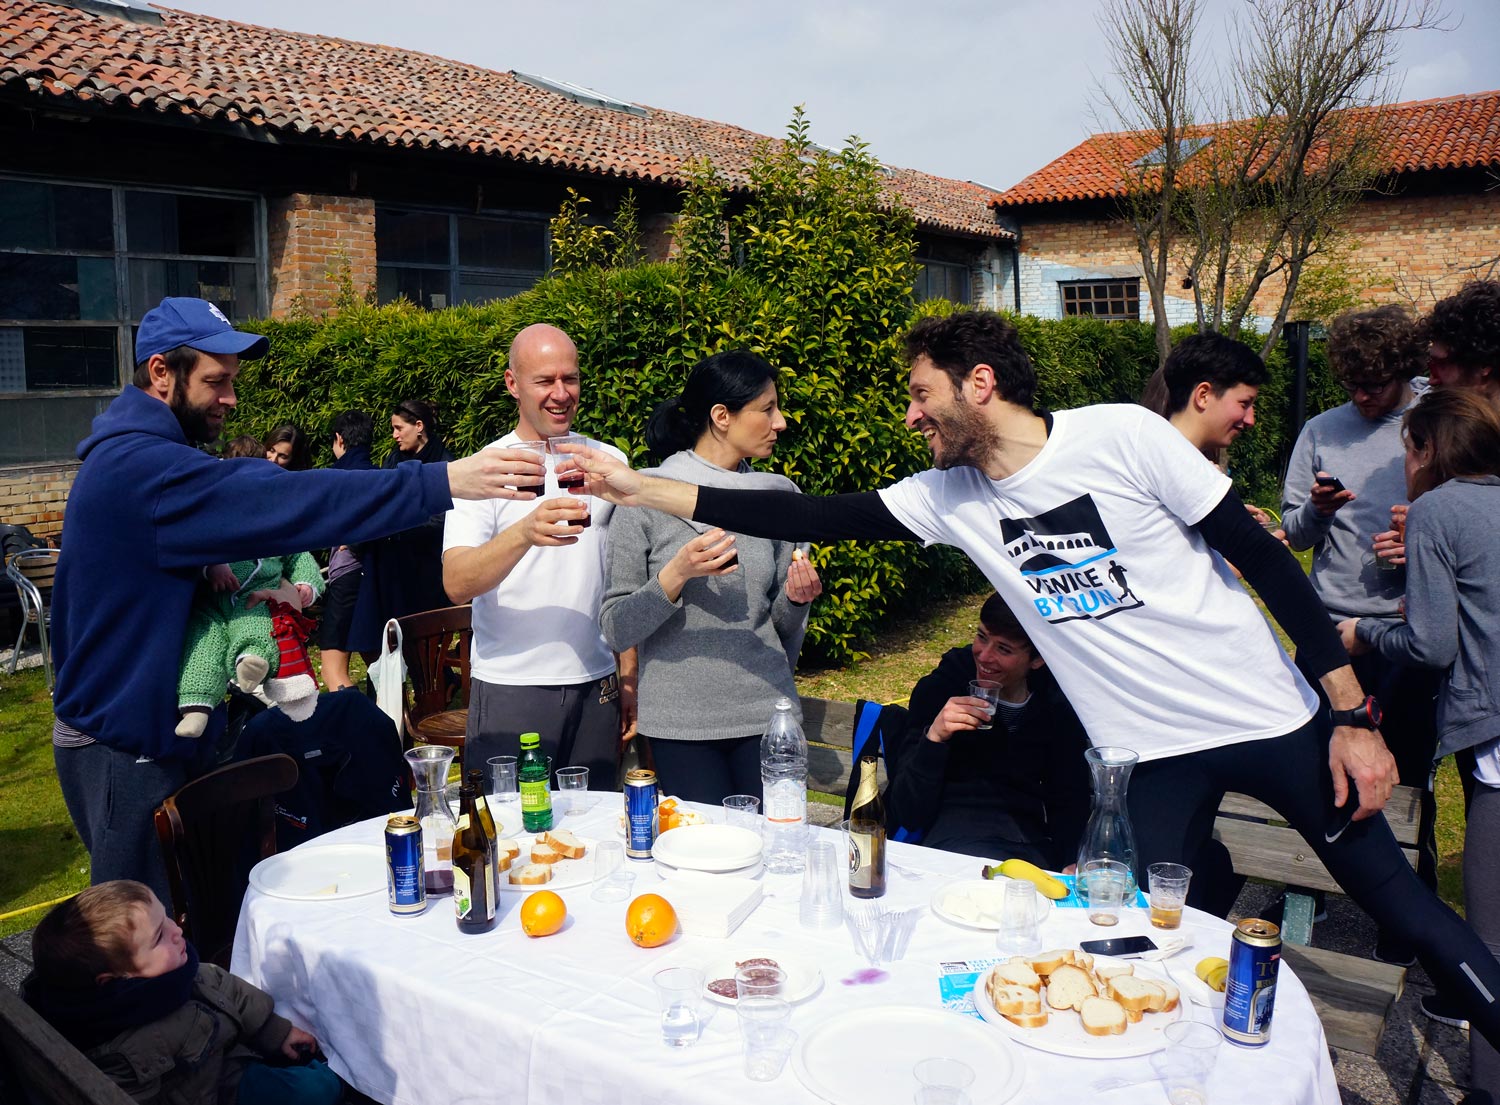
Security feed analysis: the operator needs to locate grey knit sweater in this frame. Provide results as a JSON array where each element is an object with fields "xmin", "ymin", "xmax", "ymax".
[
  {"xmin": 600, "ymin": 450, "xmax": 810, "ymax": 742},
  {"xmin": 1357, "ymin": 476, "xmax": 1500, "ymax": 759}
]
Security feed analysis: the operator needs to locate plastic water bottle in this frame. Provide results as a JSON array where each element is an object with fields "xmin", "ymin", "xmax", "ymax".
[{"xmin": 760, "ymin": 697, "xmax": 808, "ymax": 874}]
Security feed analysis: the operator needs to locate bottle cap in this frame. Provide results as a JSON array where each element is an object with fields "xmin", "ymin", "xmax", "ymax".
[{"xmin": 520, "ymin": 732, "xmax": 540, "ymax": 748}]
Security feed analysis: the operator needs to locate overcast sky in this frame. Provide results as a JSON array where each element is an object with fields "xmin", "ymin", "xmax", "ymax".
[{"xmin": 176, "ymin": 0, "xmax": 1500, "ymax": 191}]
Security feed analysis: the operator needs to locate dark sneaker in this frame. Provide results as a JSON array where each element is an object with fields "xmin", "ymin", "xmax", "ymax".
[
  {"xmin": 1373, "ymin": 934, "xmax": 1418, "ymax": 968},
  {"xmin": 1420, "ymin": 993, "xmax": 1471, "ymax": 1030}
]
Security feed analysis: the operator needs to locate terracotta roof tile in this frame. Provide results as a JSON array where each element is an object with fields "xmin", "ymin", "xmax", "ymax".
[
  {"xmin": 994, "ymin": 90, "xmax": 1500, "ymax": 208},
  {"xmin": 1, "ymin": 1, "xmax": 1008, "ymax": 239}
]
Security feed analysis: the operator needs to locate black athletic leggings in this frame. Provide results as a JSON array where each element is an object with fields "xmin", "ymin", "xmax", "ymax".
[
  {"xmin": 1128, "ymin": 717, "xmax": 1500, "ymax": 1050},
  {"xmin": 646, "ymin": 735, "xmax": 763, "ymax": 807}
]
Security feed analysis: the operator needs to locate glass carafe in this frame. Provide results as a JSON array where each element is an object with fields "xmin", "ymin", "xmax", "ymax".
[
  {"xmin": 405, "ymin": 745, "xmax": 457, "ymax": 895},
  {"xmin": 1075, "ymin": 746, "xmax": 1140, "ymax": 902}
]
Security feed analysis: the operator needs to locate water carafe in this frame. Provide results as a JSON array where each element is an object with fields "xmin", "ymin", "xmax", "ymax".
[
  {"xmin": 1075, "ymin": 746, "xmax": 1140, "ymax": 901},
  {"xmin": 404, "ymin": 745, "xmax": 458, "ymax": 894}
]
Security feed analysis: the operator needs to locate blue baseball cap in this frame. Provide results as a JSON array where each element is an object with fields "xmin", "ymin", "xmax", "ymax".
[{"xmin": 134, "ymin": 297, "xmax": 270, "ymax": 365}]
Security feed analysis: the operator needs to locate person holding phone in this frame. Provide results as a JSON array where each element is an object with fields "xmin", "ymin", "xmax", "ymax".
[{"xmin": 1339, "ymin": 389, "xmax": 1500, "ymax": 1102}]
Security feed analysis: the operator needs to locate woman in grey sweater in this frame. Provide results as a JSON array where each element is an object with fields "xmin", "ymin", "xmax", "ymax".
[
  {"xmin": 601, "ymin": 352, "xmax": 821, "ymax": 804},
  {"xmin": 1339, "ymin": 389, "xmax": 1500, "ymax": 1105}
]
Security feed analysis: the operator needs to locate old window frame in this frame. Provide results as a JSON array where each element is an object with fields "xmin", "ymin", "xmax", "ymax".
[{"xmin": 1059, "ymin": 278, "xmax": 1141, "ymax": 321}]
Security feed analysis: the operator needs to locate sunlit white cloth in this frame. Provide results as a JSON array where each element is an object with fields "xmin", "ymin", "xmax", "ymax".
[{"xmin": 233, "ymin": 795, "xmax": 1339, "ymax": 1105}]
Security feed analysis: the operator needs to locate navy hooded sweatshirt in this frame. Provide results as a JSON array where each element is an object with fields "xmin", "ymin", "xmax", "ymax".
[{"xmin": 52, "ymin": 387, "xmax": 453, "ymax": 762}]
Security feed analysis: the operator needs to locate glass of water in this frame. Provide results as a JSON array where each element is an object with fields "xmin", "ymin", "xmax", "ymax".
[{"xmin": 653, "ymin": 967, "xmax": 705, "ymax": 1048}]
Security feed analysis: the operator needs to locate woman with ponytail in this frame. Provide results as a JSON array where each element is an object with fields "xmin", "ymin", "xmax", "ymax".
[{"xmin": 601, "ymin": 351, "xmax": 822, "ymax": 803}]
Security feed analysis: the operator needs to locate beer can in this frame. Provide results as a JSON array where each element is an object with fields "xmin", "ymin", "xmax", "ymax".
[
  {"xmin": 623, "ymin": 769, "xmax": 659, "ymax": 859},
  {"xmin": 385, "ymin": 815, "xmax": 427, "ymax": 915},
  {"xmin": 1222, "ymin": 917, "xmax": 1281, "ymax": 1045}
]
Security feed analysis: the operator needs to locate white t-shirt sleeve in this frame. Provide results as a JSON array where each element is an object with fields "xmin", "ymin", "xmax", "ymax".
[
  {"xmin": 877, "ymin": 471, "xmax": 950, "ymax": 547},
  {"xmin": 1127, "ymin": 408, "xmax": 1232, "ymax": 526},
  {"xmin": 443, "ymin": 497, "xmax": 497, "ymax": 553}
]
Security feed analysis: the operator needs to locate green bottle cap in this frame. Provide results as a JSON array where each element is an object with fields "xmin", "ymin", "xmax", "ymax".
[{"xmin": 520, "ymin": 732, "xmax": 540, "ymax": 749}]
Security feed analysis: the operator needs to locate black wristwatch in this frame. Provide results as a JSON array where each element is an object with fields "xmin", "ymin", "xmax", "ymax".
[{"xmin": 1330, "ymin": 695, "xmax": 1382, "ymax": 730}]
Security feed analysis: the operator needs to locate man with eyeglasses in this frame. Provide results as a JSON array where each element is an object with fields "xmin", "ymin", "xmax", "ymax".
[{"xmin": 1282, "ymin": 304, "xmax": 1440, "ymax": 972}]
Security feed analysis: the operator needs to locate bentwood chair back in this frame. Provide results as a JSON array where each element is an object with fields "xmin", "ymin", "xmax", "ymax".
[
  {"xmin": 396, "ymin": 605, "xmax": 472, "ymax": 770},
  {"xmin": 153, "ymin": 753, "xmax": 298, "ymax": 968},
  {"xmin": 5, "ymin": 547, "xmax": 59, "ymax": 690}
]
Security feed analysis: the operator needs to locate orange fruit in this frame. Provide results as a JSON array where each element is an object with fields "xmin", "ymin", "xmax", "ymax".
[
  {"xmin": 657, "ymin": 798, "xmax": 679, "ymax": 836},
  {"xmin": 625, "ymin": 893, "xmax": 678, "ymax": 948},
  {"xmin": 520, "ymin": 890, "xmax": 567, "ymax": 938}
]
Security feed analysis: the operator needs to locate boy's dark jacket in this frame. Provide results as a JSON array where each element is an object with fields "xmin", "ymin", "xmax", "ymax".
[{"xmin": 52, "ymin": 386, "xmax": 452, "ymax": 761}]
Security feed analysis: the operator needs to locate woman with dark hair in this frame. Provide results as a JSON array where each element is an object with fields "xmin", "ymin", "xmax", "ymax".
[
  {"xmin": 347, "ymin": 399, "xmax": 455, "ymax": 653},
  {"xmin": 600, "ymin": 351, "xmax": 822, "ymax": 804},
  {"xmin": 1340, "ymin": 389, "xmax": 1500, "ymax": 1105},
  {"xmin": 263, "ymin": 424, "xmax": 313, "ymax": 471}
]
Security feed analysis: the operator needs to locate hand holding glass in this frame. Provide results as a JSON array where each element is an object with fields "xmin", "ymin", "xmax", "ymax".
[{"xmin": 967, "ymin": 680, "xmax": 1002, "ymax": 730}]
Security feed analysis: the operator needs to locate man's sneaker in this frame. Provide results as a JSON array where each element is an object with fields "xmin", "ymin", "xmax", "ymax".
[
  {"xmin": 1372, "ymin": 934, "xmax": 1418, "ymax": 968},
  {"xmin": 1420, "ymin": 992, "xmax": 1471, "ymax": 1030}
]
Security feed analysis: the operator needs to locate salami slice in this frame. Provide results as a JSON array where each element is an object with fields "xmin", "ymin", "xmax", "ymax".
[{"xmin": 707, "ymin": 978, "xmax": 740, "ymax": 998}]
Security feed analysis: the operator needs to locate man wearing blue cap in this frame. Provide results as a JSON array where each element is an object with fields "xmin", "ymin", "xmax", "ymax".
[{"xmin": 51, "ymin": 297, "xmax": 546, "ymax": 903}]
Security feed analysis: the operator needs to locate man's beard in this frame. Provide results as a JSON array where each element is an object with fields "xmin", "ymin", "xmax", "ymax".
[
  {"xmin": 927, "ymin": 399, "xmax": 999, "ymax": 471},
  {"xmin": 171, "ymin": 390, "xmax": 221, "ymax": 445}
]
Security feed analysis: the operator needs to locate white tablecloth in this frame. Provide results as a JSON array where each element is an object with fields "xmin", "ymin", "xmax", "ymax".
[{"xmin": 232, "ymin": 794, "xmax": 1339, "ymax": 1105}]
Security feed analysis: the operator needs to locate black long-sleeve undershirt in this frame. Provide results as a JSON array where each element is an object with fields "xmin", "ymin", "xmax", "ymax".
[{"xmin": 692, "ymin": 481, "xmax": 1350, "ymax": 682}]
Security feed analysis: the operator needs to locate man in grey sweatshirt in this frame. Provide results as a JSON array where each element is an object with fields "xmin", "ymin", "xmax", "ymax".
[{"xmin": 1281, "ymin": 304, "xmax": 1439, "ymax": 971}]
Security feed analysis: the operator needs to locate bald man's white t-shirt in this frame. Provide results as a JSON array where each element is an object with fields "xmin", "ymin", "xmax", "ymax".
[
  {"xmin": 878, "ymin": 405, "xmax": 1318, "ymax": 761},
  {"xmin": 443, "ymin": 431, "xmax": 627, "ymax": 686}
]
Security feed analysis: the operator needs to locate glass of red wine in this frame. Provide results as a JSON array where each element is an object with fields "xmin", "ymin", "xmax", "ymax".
[{"xmin": 548, "ymin": 433, "xmax": 591, "ymax": 529}]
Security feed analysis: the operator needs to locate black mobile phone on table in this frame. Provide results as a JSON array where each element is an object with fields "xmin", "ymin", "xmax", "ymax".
[
  {"xmin": 1078, "ymin": 935, "xmax": 1159, "ymax": 959},
  {"xmin": 1315, "ymin": 474, "xmax": 1346, "ymax": 493}
]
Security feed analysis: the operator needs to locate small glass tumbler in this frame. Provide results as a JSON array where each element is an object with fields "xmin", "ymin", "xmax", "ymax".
[
  {"xmin": 1082, "ymin": 859, "xmax": 1130, "ymax": 926},
  {"xmin": 486, "ymin": 756, "xmax": 518, "ymax": 807},
  {"xmin": 913, "ymin": 1057, "xmax": 975, "ymax": 1105},
  {"xmin": 995, "ymin": 879, "xmax": 1041, "ymax": 956},
  {"xmin": 967, "ymin": 680, "xmax": 1002, "ymax": 730},
  {"xmin": 1147, "ymin": 861, "xmax": 1193, "ymax": 930},
  {"xmin": 653, "ymin": 967, "xmax": 705, "ymax": 1049},
  {"xmin": 722, "ymin": 794, "xmax": 761, "ymax": 828},
  {"xmin": 799, "ymin": 839, "xmax": 844, "ymax": 929}
]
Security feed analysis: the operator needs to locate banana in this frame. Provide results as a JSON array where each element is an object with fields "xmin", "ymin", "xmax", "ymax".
[
  {"xmin": 988, "ymin": 858, "xmax": 1070, "ymax": 900},
  {"xmin": 1195, "ymin": 956, "xmax": 1230, "ymax": 992}
]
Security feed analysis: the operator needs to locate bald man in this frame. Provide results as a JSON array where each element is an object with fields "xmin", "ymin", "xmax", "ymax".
[{"xmin": 443, "ymin": 324, "xmax": 635, "ymax": 784}]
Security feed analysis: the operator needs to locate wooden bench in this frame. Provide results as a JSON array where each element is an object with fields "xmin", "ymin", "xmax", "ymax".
[
  {"xmin": 801, "ymin": 694, "xmax": 1413, "ymax": 1055},
  {"xmin": 0, "ymin": 982, "xmax": 133, "ymax": 1105}
]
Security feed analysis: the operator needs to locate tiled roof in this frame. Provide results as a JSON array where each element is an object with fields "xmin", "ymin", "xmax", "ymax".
[
  {"xmin": 0, "ymin": 2, "xmax": 1009, "ymax": 240},
  {"xmin": 994, "ymin": 89, "xmax": 1500, "ymax": 209}
]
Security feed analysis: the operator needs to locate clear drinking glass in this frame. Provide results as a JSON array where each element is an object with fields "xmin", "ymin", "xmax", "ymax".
[
  {"xmin": 742, "ymin": 1025, "xmax": 797, "ymax": 1081},
  {"xmin": 995, "ymin": 879, "xmax": 1041, "ymax": 955},
  {"xmin": 556, "ymin": 765, "xmax": 595, "ymax": 815},
  {"xmin": 503, "ymin": 439, "xmax": 548, "ymax": 495},
  {"xmin": 722, "ymin": 794, "xmax": 761, "ymax": 828},
  {"xmin": 967, "ymin": 680, "xmax": 1002, "ymax": 730},
  {"xmin": 1150, "ymin": 1021, "xmax": 1222, "ymax": 1104},
  {"xmin": 653, "ymin": 967, "xmax": 705, "ymax": 1048},
  {"xmin": 734, "ymin": 963, "xmax": 786, "ymax": 1000},
  {"xmin": 590, "ymin": 840, "xmax": 633, "ymax": 902},
  {"xmin": 800, "ymin": 838, "xmax": 844, "ymax": 929},
  {"xmin": 913, "ymin": 1057, "xmax": 975, "ymax": 1105},
  {"xmin": 1148, "ymin": 862, "xmax": 1193, "ymax": 930},
  {"xmin": 486, "ymin": 755, "xmax": 518, "ymax": 807},
  {"xmin": 1082, "ymin": 859, "xmax": 1130, "ymax": 925}
]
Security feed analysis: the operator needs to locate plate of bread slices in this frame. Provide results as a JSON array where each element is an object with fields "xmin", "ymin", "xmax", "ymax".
[
  {"xmin": 974, "ymin": 949, "xmax": 1183, "ymax": 1058},
  {"xmin": 495, "ymin": 829, "xmax": 596, "ymax": 891}
]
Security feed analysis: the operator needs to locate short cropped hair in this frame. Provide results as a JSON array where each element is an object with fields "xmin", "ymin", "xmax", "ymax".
[
  {"xmin": 30, "ymin": 880, "xmax": 156, "ymax": 988},
  {"xmin": 222, "ymin": 434, "xmax": 264, "ymax": 459},
  {"xmin": 904, "ymin": 312, "xmax": 1038, "ymax": 410},
  {"xmin": 1421, "ymin": 280, "xmax": 1500, "ymax": 371},
  {"xmin": 1161, "ymin": 333, "xmax": 1269, "ymax": 415},
  {"xmin": 1326, "ymin": 305, "xmax": 1425, "ymax": 383},
  {"xmin": 979, "ymin": 592, "xmax": 1034, "ymax": 652},
  {"xmin": 131, "ymin": 345, "xmax": 199, "ymax": 391},
  {"xmin": 331, "ymin": 409, "xmax": 374, "ymax": 451}
]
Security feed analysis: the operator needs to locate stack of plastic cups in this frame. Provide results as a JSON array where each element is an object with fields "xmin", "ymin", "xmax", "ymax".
[{"xmin": 799, "ymin": 839, "xmax": 844, "ymax": 929}]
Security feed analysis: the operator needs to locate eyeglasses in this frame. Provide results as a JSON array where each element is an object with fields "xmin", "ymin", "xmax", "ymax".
[{"xmin": 1338, "ymin": 377, "xmax": 1398, "ymax": 395}]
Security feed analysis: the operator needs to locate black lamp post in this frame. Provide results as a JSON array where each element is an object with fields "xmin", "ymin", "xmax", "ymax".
[{"xmin": 1284, "ymin": 320, "xmax": 1311, "ymax": 445}]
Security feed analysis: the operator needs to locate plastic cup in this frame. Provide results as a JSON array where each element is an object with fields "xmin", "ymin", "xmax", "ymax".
[
  {"xmin": 995, "ymin": 879, "xmax": 1041, "ymax": 956},
  {"xmin": 591, "ymin": 840, "xmax": 633, "ymax": 902},
  {"xmin": 734, "ymin": 963, "xmax": 786, "ymax": 1000},
  {"xmin": 1148, "ymin": 862, "xmax": 1193, "ymax": 930},
  {"xmin": 913, "ymin": 1057, "xmax": 975, "ymax": 1105},
  {"xmin": 799, "ymin": 839, "xmax": 844, "ymax": 929},
  {"xmin": 486, "ymin": 756, "xmax": 518, "ymax": 806},
  {"xmin": 1150, "ymin": 1020, "xmax": 1222, "ymax": 1103},
  {"xmin": 653, "ymin": 967, "xmax": 704, "ymax": 1049},
  {"xmin": 968, "ymin": 680, "xmax": 1002, "ymax": 730},
  {"xmin": 1082, "ymin": 859, "xmax": 1130, "ymax": 926},
  {"xmin": 503, "ymin": 439, "xmax": 548, "ymax": 494},
  {"xmin": 741, "ymin": 1025, "xmax": 797, "ymax": 1081},
  {"xmin": 556, "ymin": 765, "xmax": 595, "ymax": 815},
  {"xmin": 722, "ymin": 794, "xmax": 761, "ymax": 828}
]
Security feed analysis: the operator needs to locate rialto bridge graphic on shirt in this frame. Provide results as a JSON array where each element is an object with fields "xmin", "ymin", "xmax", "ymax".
[{"xmin": 999, "ymin": 494, "xmax": 1143, "ymax": 624}]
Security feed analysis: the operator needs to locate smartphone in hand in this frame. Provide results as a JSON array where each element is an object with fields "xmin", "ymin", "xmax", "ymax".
[{"xmin": 1315, "ymin": 474, "xmax": 1347, "ymax": 493}]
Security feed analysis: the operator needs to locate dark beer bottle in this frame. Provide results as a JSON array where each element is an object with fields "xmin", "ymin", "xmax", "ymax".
[
  {"xmin": 466, "ymin": 767, "xmax": 501, "ymax": 888},
  {"xmin": 848, "ymin": 754, "xmax": 887, "ymax": 899},
  {"xmin": 452, "ymin": 780, "xmax": 497, "ymax": 933}
]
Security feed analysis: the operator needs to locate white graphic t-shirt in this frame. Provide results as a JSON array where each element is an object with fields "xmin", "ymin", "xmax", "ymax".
[
  {"xmin": 879, "ymin": 404, "xmax": 1318, "ymax": 761},
  {"xmin": 443, "ymin": 432, "xmax": 626, "ymax": 686}
]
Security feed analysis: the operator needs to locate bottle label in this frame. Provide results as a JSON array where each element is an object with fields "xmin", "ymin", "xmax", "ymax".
[
  {"xmin": 453, "ymin": 863, "xmax": 472, "ymax": 920},
  {"xmin": 847, "ymin": 819, "xmax": 884, "ymax": 890},
  {"xmin": 763, "ymin": 778, "xmax": 805, "ymax": 825},
  {"xmin": 521, "ymin": 779, "xmax": 552, "ymax": 815}
]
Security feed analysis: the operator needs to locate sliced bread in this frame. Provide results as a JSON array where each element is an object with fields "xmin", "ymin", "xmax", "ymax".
[
  {"xmin": 1028, "ymin": 949, "xmax": 1074, "ymax": 977},
  {"xmin": 508, "ymin": 863, "xmax": 552, "ymax": 885},
  {"xmin": 996, "ymin": 959, "xmax": 1043, "ymax": 991},
  {"xmin": 1002, "ymin": 1009, "xmax": 1050, "ymax": 1029},
  {"xmin": 1080, "ymin": 995, "xmax": 1128, "ymax": 1037},
  {"xmin": 530, "ymin": 842, "xmax": 562, "ymax": 865},
  {"xmin": 1045, "ymin": 964, "xmax": 1098, "ymax": 1011},
  {"xmin": 1108, "ymin": 974, "xmax": 1160, "ymax": 1013},
  {"xmin": 543, "ymin": 829, "xmax": 586, "ymax": 859},
  {"xmin": 1073, "ymin": 951, "xmax": 1095, "ymax": 973},
  {"xmin": 1155, "ymin": 978, "xmax": 1180, "ymax": 1013},
  {"xmin": 495, "ymin": 838, "xmax": 522, "ymax": 860},
  {"xmin": 1094, "ymin": 961, "xmax": 1135, "ymax": 983},
  {"xmin": 988, "ymin": 980, "xmax": 1043, "ymax": 1017}
]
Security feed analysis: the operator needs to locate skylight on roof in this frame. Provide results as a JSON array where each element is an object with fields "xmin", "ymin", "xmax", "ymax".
[
  {"xmin": 1132, "ymin": 135, "xmax": 1212, "ymax": 168},
  {"xmin": 56, "ymin": 0, "xmax": 163, "ymax": 23},
  {"xmin": 512, "ymin": 72, "xmax": 647, "ymax": 117}
]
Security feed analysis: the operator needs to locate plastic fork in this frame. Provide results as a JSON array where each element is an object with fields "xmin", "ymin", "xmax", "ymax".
[{"xmin": 845, "ymin": 906, "xmax": 879, "ymax": 965}]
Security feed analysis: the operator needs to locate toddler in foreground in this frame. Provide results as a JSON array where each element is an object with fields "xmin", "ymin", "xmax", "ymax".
[{"xmin": 22, "ymin": 880, "xmax": 341, "ymax": 1105}]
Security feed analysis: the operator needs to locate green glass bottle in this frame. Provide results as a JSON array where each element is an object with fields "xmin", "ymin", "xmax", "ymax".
[{"xmin": 518, "ymin": 732, "xmax": 553, "ymax": 832}]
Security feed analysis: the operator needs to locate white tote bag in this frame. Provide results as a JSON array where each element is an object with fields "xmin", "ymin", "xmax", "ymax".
[{"xmin": 366, "ymin": 618, "xmax": 407, "ymax": 733}]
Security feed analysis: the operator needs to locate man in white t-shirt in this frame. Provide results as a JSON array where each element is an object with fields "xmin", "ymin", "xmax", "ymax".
[
  {"xmin": 558, "ymin": 310, "xmax": 1500, "ymax": 1049},
  {"xmin": 443, "ymin": 323, "xmax": 635, "ymax": 783}
]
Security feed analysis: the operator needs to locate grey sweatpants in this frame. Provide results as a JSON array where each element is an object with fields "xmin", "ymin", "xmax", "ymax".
[
  {"xmin": 1467, "ymin": 781, "xmax": 1500, "ymax": 1098},
  {"xmin": 465, "ymin": 674, "xmax": 621, "ymax": 789}
]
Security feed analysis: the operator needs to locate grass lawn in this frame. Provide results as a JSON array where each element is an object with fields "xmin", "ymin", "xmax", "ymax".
[{"xmin": 1, "ymin": 582, "xmax": 1469, "ymax": 934}]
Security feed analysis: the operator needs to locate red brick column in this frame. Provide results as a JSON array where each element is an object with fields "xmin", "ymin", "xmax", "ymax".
[{"xmin": 266, "ymin": 195, "xmax": 377, "ymax": 316}]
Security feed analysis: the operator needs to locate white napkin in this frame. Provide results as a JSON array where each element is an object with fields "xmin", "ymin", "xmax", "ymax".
[{"xmin": 657, "ymin": 871, "xmax": 763, "ymax": 938}]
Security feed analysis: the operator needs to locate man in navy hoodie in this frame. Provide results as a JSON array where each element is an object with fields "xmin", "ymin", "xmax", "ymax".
[{"xmin": 51, "ymin": 298, "xmax": 545, "ymax": 903}]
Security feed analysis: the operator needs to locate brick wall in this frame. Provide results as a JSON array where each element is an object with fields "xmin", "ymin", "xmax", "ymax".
[
  {"xmin": 0, "ymin": 463, "xmax": 75, "ymax": 541},
  {"xmin": 266, "ymin": 194, "xmax": 378, "ymax": 316}
]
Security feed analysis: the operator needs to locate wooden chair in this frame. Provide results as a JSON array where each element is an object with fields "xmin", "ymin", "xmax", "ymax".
[
  {"xmin": 153, "ymin": 753, "xmax": 299, "ymax": 968},
  {"xmin": 0, "ymin": 983, "xmax": 133, "ymax": 1105},
  {"xmin": 6, "ymin": 547, "xmax": 59, "ymax": 690},
  {"xmin": 396, "ymin": 605, "xmax": 472, "ymax": 770}
]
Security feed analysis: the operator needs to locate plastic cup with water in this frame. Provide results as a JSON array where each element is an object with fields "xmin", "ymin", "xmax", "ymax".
[
  {"xmin": 653, "ymin": 967, "xmax": 705, "ymax": 1048},
  {"xmin": 486, "ymin": 756, "xmax": 518, "ymax": 807},
  {"xmin": 967, "ymin": 680, "xmax": 1002, "ymax": 729},
  {"xmin": 1082, "ymin": 859, "xmax": 1130, "ymax": 926}
]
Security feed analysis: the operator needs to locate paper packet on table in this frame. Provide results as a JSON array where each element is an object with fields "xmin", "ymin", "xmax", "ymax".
[{"xmin": 937, "ymin": 957, "xmax": 1004, "ymax": 1021}]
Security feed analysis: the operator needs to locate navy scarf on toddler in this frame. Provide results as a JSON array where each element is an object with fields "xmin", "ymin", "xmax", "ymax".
[{"xmin": 22, "ymin": 942, "xmax": 201, "ymax": 1051}]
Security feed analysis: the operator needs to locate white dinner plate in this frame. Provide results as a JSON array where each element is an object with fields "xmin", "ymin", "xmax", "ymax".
[
  {"xmin": 930, "ymin": 877, "xmax": 1054, "ymax": 930},
  {"xmin": 649, "ymin": 823, "xmax": 763, "ymax": 873},
  {"xmin": 249, "ymin": 844, "xmax": 387, "ymax": 901},
  {"xmin": 701, "ymin": 947, "xmax": 823, "ymax": 1005},
  {"xmin": 793, "ymin": 1006, "xmax": 1025, "ymax": 1105},
  {"xmin": 496, "ymin": 832, "xmax": 601, "ymax": 893},
  {"xmin": 654, "ymin": 855, "xmax": 763, "ymax": 880},
  {"xmin": 973, "ymin": 954, "xmax": 1184, "ymax": 1059}
]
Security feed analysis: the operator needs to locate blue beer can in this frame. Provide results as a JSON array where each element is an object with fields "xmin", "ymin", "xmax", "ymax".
[
  {"xmin": 385, "ymin": 815, "xmax": 427, "ymax": 915},
  {"xmin": 1222, "ymin": 917, "xmax": 1281, "ymax": 1045},
  {"xmin": 623, "ymin": 769, "xmax": 659, "ymax": 859}
]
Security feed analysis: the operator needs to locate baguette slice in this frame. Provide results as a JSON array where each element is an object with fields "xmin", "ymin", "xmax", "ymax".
[
  {"xmin": 1028, "ymin": 949, "xmax": 1074, "ymax": 978},
  {"xmin": 1080, "ymin": 996, "xmax": 1129, "ymax": 1036},
  {"xmin": 495, "ymin": 849, "xmax": 513, "ymax": 874},
  {"xmin": 1045, "ymin": 964, "xmax": 1098, "ymax": 1012},
  {"xmin": 1155, "ymin": 978, "xmax": 1180, "ymax": 1013},
  {"xmin": 530, "ymin": 842, "xmax": 562, "ymax": 865},
  {"xmin": 988, "ymin": 981, "xmax": 1042, "ymax": 1017},
  {"xmin": 1073, "ymin": 951, "xmax": 1095, "ymax": 973},
  {"xmin": 1124, "ymin": 1005, "xmax": 1145, "ymax": 1024},
  {"xmin": 1109, "ymin": 975, "xmax": 1160, "ymax": 1013},
  {"xmin": 1140, "ymin": 979, "xmax": 1169, "ymax": 1013},
  {"xmin": 509, "ymin": 863, "xmax": 552, "ymax": 885},
  {"xmin": 495, "ymin": 838, "xmax": 522, "ymax": 861},
  {"xmin": 1094, "ymin": 961, "xmax": 1135, "ymax": 983},
  {"xmin": 995, "ymin": 959, "xmax": 1042, "ymax": 992},
  {"xmin": 542, "ymin": 829, "xmax": 586, "ymax": 860},
  {"xmin": 1003, "ymin": 1009, "xmax": 1050, "ymax": 1029}
]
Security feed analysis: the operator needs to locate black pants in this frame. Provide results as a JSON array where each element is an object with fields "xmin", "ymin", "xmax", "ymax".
[
  {"xmin": 465, "ymin": 676, "xmax": 621, "ymax": 788},
  {"xmin": 647, "ymin": 734, "xmax": 762, "ymax": 806},
  {"xmin": 1128, "ymin": 718, "xmax": 1500, "ymax": 1050}
]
